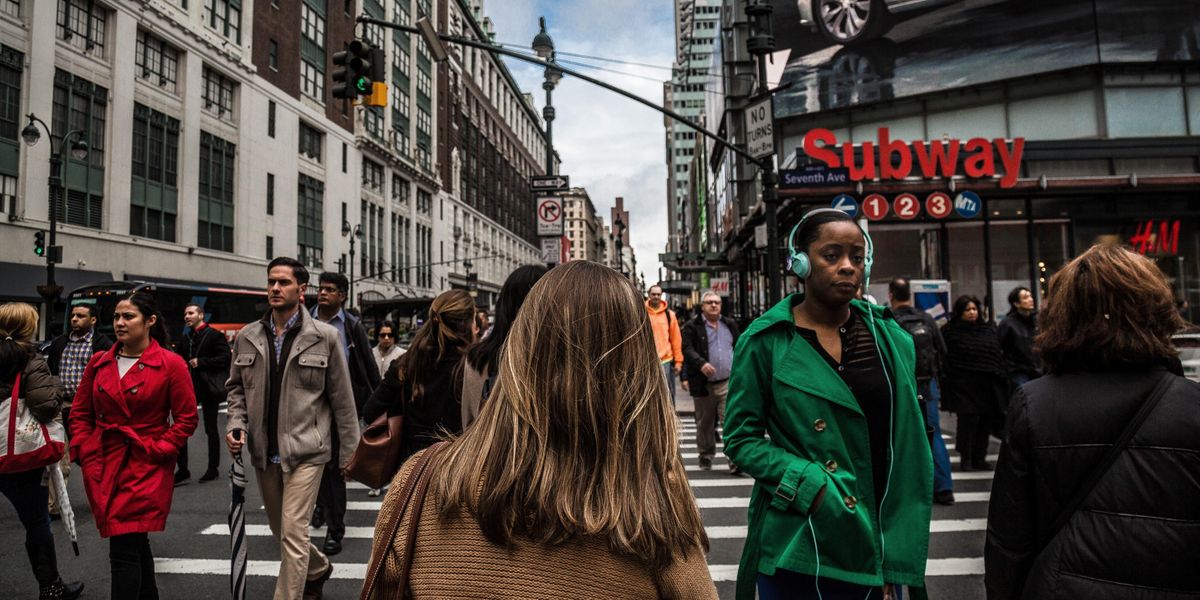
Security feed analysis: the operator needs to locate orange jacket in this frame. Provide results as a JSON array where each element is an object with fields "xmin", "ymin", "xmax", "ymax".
[{"xmin": 646, "ymin": 301, "xmax": 683, "ymax": 366}]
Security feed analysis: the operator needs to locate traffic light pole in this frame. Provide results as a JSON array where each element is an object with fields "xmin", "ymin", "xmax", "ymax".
[{"xmin": 45, "ymin": 152, "xmax": 61, "ymax": 299}]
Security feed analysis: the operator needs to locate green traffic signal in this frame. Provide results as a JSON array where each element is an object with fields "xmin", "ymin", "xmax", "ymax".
[
  {"xmin": 354, "ymin": 76, "xmax": 371, "ymax": 94},
  {"xmin": 33, "ymin": 231, "xmax": 45, "ymax": 257}
]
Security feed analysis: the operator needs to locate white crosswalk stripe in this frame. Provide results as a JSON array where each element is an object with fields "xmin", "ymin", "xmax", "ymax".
[{"xmin": 160, "ymin": 409, "xmax": 992, "ymax": 598}]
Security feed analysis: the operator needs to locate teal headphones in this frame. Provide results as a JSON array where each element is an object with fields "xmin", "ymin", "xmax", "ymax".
[{"xmin": 787, "ymin": 208, "xmax": 875, "ymax": 289}]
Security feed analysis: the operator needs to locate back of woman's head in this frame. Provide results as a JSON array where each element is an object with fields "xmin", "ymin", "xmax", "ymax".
[
  {"xmin": 466, "ymin": 264, "xmax": 549, "ymax": 374},
  {"xmin": 1037, "ymin": 244, "xmax": 1184, "ymax": 373},
  {"xmin": 395, "ymin": 289, "xmax": 475, "ymax": 397},
  {"xmin": 0, "ymin": 303, "xmax": 39, "ymax": 381},
  {"xmin": 121, "ymin": 292, "xmax": 171, "ymax": 348},
  {"xmin": 433, "ymin": 260, "xmax": 706, "ymax": 569}
]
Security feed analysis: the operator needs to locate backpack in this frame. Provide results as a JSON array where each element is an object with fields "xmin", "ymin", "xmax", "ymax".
[{"xmin": 896, "ymin": 310, "xmax": 938, "ymax": 380}]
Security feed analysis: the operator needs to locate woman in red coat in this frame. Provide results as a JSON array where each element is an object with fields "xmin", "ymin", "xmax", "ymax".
[{"xmin": 70, "ymin": 292, "xmax": 197, "ymax": 599}]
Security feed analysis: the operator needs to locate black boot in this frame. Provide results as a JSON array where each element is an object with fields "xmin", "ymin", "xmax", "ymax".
[
  {"xmin": 956, "ymin": 414, "xmax": 977, "ymax": 472},
  {"xmin": 26, "ymin": 541, "xmax": 84, "ymax": 600}
]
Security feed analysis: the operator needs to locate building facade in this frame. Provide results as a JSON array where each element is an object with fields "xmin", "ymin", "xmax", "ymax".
[
  {"xmin": 561, "ymin": 187, "xmax": 605, "ymax": 263},
  {"xmin": 0, "ymin": 0, "xmax": 544, "ymax": 335},
  {"xmin": 710, "ymin": 0, "xmax": 1200, "ymax": 323}
]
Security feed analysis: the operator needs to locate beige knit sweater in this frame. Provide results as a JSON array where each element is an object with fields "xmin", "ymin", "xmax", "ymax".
[{"xmin": 368, "ymin": 452, "xmax": 720, "ymax": 599}]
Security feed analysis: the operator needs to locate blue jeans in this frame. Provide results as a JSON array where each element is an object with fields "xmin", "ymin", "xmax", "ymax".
[
  {"xmin": 758, "ymin": 570, "xmax": 902, "ymax": 600},
  {"xmin": 662, "ymin": 361, "xmax": 677, "ymax": 407},
  {"xmin": 0, "ymin": 467, "xmax": 54, "ymax": 548},
  {"xmin": 928, "ymin": 379, "xmax": 953, "ymax": 493}
]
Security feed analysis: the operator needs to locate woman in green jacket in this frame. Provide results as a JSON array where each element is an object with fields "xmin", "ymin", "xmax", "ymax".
[{"xmin": 724, "ymin": 209, "xmax": 932, "ymax": 600}]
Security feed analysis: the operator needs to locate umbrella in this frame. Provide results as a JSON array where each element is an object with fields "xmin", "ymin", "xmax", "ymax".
[
  {"xmin": 47, "ymin": 464, "xmax": 79, "ymax": 556},
  {"xmin": 229, "ymin": 440, "xmax": 248, "ymax": 600}
]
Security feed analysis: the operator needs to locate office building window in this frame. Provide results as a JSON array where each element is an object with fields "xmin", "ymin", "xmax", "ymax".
[
  {"xmin": 267, "ymin": 100, "xmax": 275, "ymax": 137},
  {"xmin": 298, "ymin": 174, "xmax": 324, "ymax": 268},
  {"xmin": 266, "ymin": 172, "xmax": 275, "ymax": 215},
  {"xmin": 268, "ymin": 39, "xmax": 278, "ymax": 70},
  {"xmin": 362, "ymin": 159, "xmax": 383, "ymax": 194},
  {"xmin": 300, "ymin": 3, "xmax": 325, "ymax": 101},
  {"xmin": 299, "ymin": 121, "xmax": 323, "ymax": 162},
  {"xmin": 198, "ymin": 131, "xmax": 235, "ymax": 252},
  {"xmin": 135, "ymin": 30, "xmax": 179, "ymax": 93},
  {"xmin": 391, "ymin": 175, "xmax": 408, "ymax": 206},
  {"xmin": 130, "ymin": 104, "xmax": 179, "ymax": 241},
  {"xmin": 301, "ymin": 60, "xmax": 324, "ymax": 101},
  {"xmin": 360, "ymin": 199, "xmax": 383, "ymax": 278},
  {"xmin": 0, "ymin": 46, "xmax": 22, "ymax": 143},
  {"xmin": 203, "ymin": 0, "xmax": 241, "ymax": 43},
  {"xmin": 416, "ymin": 188, "xmax": 431, "ymax": 214},
  {"xmin": 202, "ymin": 67, "xmax": 235, "ymax": 119},
  {"xmin": 1, "ymin": 1, "xmax": 19, "ymax": 19},
  {"xmin": 266, "ymin": 235, "xmax": 274, "ymax": 258},
  {"xmin": 51, "ymin": 69, "xmax": 106, "ymax": 229},
  {"xmin": 57, "ymin": 0, "xmax": 106, "ymax": 55}
]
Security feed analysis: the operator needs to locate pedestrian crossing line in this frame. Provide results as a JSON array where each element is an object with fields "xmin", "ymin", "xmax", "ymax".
[
  {"xmin": 155, "ymin": 558, "xmax": 367, "ymax": 580},
  {"xmin": 680, "ymin": 452, "xmax": 1000, "ymax": 463},
  {"xmin": 153, "ymin": 556, "xmax": 985, "ymax": 581},
  {"xmin": 695, "ymin": 518, "xmax": 987, "ymax": 539},
  {"xmin": 200, "ymin": 522, "xmax": 754, "ymax": 541}
]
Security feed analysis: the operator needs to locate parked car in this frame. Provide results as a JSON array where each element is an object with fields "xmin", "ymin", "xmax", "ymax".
[
  {"xmin": 1174, "ymin": 333, "xmax": 1200, "ymax": 383},
  {"xmin": 797, "ymin": 0, "xmax": 961, "ymax": 45}
]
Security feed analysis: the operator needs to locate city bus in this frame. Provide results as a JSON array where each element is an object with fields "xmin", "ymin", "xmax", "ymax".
[{"xmin": 66, "ymin": 281, "xmax": 269, "ymax": 342}]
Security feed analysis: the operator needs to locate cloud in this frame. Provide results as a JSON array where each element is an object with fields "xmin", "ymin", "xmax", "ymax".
[{"xmin": 483, "ymin": 0, "xmax": 676, "ymax": 281}]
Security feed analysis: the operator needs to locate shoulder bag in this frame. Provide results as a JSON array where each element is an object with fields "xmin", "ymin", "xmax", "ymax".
[
  {"xmin": 0, "ymin": 372, "xmax": 66, "ymax": 473},
  {"xmin": 360, "ymin": 441, "xmax": 448, "ymax": 600},
  {"xmin": 1035, "ymin": 371, "xmax": 1176, "ymax": 555},
  {"xmin": 345, "ymin": 410, "xmax": 406, "ymax": 489}
]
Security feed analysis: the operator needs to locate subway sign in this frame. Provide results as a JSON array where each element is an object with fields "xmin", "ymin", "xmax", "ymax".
[{"xmin": 802, "ymin": 128, "xmax": 1026, "ymax": 189}]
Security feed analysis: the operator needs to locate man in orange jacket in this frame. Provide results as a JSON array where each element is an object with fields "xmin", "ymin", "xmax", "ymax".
[{"xmin": 645, "ymin": 285, "xmax": 683, "ymax": 406}]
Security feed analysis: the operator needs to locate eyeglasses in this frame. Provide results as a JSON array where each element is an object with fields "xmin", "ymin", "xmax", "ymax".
[
  {"xmin": 378, "ymin": 332, "xmax": 393, "ymax": 338},
  {"xmin": 703, "ymin": 300, "xmax": 722, "ymax": 305},
  {"xmin": 318, "ymin": 286, "xmax": 341, "ymax": 294}
]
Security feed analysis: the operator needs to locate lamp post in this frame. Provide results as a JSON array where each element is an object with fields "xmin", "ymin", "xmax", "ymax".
[
  {"xmin": 745, "ymin": 0, "xmax": 781, "ymax": 305},
  {"xmin": 613, "ymin": 216, "xmax": 627, "ymax": 281},
  {"xmin": 21, "ymin": 113, "xmax": 89, "ymax": 303},
  {"xmin": 342, "ymin": 220, "xmax": 363, "ymax": 308},
  {"xmin": 532, "ymin": 17, "xmax": 561, "ymax": 176}
]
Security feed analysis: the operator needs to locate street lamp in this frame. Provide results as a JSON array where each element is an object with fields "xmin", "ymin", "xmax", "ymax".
[
  {"xmin": 745, "ymin": 0, "xmax": 782, "ymax": 305},
  {"xmin": 532, "ymin": 17, "xmax": 561, "ymax": 175},
  {"xmin": 22, "ymin": 113, "xmax": 88, "ymax": 303},
  {"xmin": 613, "ymin": 216, "xmax": 627, "ymax": 281},
  {"xmin": 342, "ymin": 220, "xmax": 363, "ymax": 308}
]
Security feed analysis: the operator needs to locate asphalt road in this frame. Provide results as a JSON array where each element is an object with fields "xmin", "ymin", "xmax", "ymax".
[{"xmin": 0, "ymin": 388, "xmax": 994, "ymax": 599}]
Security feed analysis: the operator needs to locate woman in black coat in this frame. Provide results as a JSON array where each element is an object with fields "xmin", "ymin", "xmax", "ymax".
[
  {"xmin": 941, "ymin": 294, "xmax": 1007, "ymax": 471},
  {"xmin": 985, "ymin": 244, "xmax": 1200, "ymax": 600}
]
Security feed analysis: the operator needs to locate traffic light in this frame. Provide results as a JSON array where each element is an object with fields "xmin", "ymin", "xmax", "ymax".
[
  {"xmin": 33, "ymin": 230, "xmax": 45, "ymax": 257},
  {"xmin": 332, "ymin": 39, "xmax": 373, "ymax": 100},
  {"xmin": 363, "ymin": 47, "xmax": 388, "ymax": 108}
]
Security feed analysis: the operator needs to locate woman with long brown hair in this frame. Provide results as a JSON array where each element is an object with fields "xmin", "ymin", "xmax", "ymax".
[
  {"xmin": 985, "ymin": 244, "xmax": 1200, "ymax": 599},
  {"xmin": 364, "ymin": 261, "xmax": 716, "ymax": 598},
  {"xmin": 361, "ymin": 289, "xmax": 476, "ymax": 462}
]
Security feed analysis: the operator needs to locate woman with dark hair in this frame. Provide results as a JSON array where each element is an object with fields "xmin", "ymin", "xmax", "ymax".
[
  {"xmin": 985, "ymin": 244, "xmax": 1200, "ymax": 600},
  {"xmin": 461, "ymin": 264, "xmax": 548, "ymax": 427},
  {"xmin": 0, "ymin": 303, "xmax": 84, "ymax": 600},
  {"xmin": 362, "ymin": 289, "xmax": 476, "ymax": 463},
  {"xmin": 365, "ymin": 261, "xmax": 715, "ymax": 598},
  {"xmin": 71, "ymin": 292, "xmax": 197, "ymax": 599},
  {"xmin": 725, "ymin": 209, "xmax": 931, "ymax": 600},
  {"xmin": 941, "ymin": 295, "xmax": 1007, "ymax": 471}
]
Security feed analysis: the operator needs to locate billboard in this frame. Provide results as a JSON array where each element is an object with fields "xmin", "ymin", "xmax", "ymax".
[{"xmin": 770, "ymin": 0, "xmax": 1200, "ymax": 118}]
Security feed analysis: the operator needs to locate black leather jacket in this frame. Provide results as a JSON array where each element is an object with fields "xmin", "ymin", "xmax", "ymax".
[{"xmin": 985, "ymin": 364, "xmax": 1200, "ymax": 599}]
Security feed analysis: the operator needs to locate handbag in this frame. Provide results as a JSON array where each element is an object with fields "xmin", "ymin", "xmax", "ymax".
[
  {"xmin": 345, "ymin": 411, "xmax": 405, "ymax": 489},
  {"xmin": 1034, "ymin": 371, "xmax": 1176, "ymax": 556},
  {"xmin": 0, "ymin": 372, "xmax": 66, "ymax": 473},
  {"xmin": 360, "ymin": 441, "xmax": 447, "ymax": 600}
]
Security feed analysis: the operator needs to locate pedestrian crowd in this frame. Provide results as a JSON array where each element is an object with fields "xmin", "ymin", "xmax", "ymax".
[{"xmin": 1, "ymin": 214, "xmax": 1198, "ymax": 599}]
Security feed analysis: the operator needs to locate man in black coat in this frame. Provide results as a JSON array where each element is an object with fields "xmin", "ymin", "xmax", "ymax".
[
  {"xmin": 45, "ymin": 303, "xmax": 113, "ymax": 518},
  {"xmin": 174, "ymin": 303, "xmax": 232, "ymax": 484},
  {"xmin": 998, "ymin": 286, "xmax": 1042, "ymax": 390},
  {"xmin": 681, "ymin": 291, "xmax": 741, "ymax": 472},
  {"xmin": 310, "ymin": 272, "xmax": 381, "ymax": 555}
]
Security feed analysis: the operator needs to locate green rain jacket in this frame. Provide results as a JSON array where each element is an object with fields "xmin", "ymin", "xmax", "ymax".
[{"xmin": 724, "ymin": 295, "xmax": 932, "ymax": 599}]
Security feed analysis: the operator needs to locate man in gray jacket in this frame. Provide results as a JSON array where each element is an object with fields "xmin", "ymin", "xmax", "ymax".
[{"xmin": 225, "ymin": 257, "xmax": 359, "ymax": 600}]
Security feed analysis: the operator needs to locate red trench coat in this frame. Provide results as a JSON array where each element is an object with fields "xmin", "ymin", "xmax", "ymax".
[{"xmin": 69, "ymin": 339, "xmax": 198, "ymax": 538}]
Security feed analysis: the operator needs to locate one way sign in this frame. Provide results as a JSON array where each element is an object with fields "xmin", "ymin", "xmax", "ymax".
[{"xmin": 531, "ymin": 175, "xmax": 570, "ymax": 192}]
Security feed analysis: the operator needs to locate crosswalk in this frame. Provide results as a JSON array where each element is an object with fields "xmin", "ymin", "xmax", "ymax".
[{"xmin": 152, "ymin": 411, "xmax": 993, "ymax": 599}]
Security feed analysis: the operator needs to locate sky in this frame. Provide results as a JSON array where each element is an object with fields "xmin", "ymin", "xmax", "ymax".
[{"xmin": 484, "ymin": 0, "xmax": 677, "ymax": 284}]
